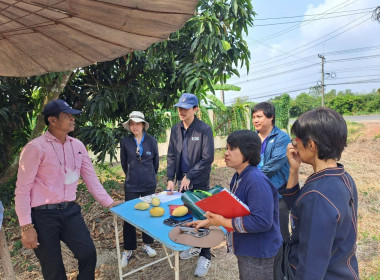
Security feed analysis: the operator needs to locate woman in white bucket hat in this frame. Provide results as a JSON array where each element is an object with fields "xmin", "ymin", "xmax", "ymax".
[{"xmin": 119, "ymin": 111, "xmax": 159, "ymax": 268}]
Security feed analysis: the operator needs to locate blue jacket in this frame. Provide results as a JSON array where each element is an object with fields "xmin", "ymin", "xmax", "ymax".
[
  {"xmin": 230, "ymin": 165, "xmax": 282, "ymax": 258},
  {"xmin": 258, "ymin": 126, "xmax": 290, "ymax": 194},
  {"xmin": 167, "ymin": 116, "xmax": 214, "ymax": 186},
  {"xmin": 120, "ymin": 134, "xmax": 159, "ymax": 192},
  {"xmin": 279, "ymin": 165, "xmax": 359, "ymax": 280}
]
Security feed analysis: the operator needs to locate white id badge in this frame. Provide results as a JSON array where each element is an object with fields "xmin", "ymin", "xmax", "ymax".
[{"xmin": 64, "ymin": 168, "xmax": 79, "ymax": 185}]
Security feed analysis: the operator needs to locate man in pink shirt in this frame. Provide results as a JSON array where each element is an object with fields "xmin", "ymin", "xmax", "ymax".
[{"xmin": 15, "ymin": 99, "xmax": 122, "ymax": 280}]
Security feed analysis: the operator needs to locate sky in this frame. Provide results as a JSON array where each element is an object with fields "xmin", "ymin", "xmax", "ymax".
[{"xmin": 224, "ymin": 0, "xmax": 380, "ymax": 105}]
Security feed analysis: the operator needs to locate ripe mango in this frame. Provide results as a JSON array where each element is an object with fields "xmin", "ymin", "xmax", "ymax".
[
  {"xmin": 150, "ymin": 207, "xmax": 165, "ymax": 217},
  {"xmin": 151, "ymin": 197, "xmax": 160, "ymax": 207},
  {"xmin": 134, "ymin": 202, "xmax": 150, "ymax": 210},
  {"xmin": 172, "ymin": 206, "xmax": 188, "ymax": 217}
]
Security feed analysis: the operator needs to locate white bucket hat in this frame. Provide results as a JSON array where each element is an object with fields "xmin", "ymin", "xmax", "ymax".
[{"xmin": 122, "ymin": 111, "xmax": 149, "ymax": 131}]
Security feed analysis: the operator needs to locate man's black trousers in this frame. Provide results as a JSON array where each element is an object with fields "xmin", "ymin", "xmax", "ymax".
[{"xmin": 32, "ymin": 203, "xmax": 96, "ymax": 280}]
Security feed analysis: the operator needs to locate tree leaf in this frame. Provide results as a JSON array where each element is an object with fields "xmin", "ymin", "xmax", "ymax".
[{"xmin": 221, "ymin": 40, "xmax": 231, "ymax": 51}]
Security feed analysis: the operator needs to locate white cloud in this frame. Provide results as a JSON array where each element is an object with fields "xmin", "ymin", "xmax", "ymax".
[{"xmin": 225, "ymin": 0, "xmax": 380, "ymax": 104}]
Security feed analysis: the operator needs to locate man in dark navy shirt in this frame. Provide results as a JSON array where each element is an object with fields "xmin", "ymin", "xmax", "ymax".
[{"xmin": 166, "ymin": 93, "xmax": 214, "ymax": 277}]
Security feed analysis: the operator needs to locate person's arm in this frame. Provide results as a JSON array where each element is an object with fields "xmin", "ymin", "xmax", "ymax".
[
  {"xmin": 166, "ymin": 127, "xmax": 177, "ymax": 192},
  {"xmin": 15, "ymin": 144, "xmax": 40, "ymax": 226},
  {"xmin": 166, "ymin": 127, "xmax": 176, "ymax": 180},
  {"xmin": 120, "ymin": 138, "xmax": 128, "ymax": 175},
  {"xmin": 232, "ymin": 181, "xmax": 276, "ymax": 233},
  {"xmin": 278, "ymin": 143, "xmax": 302, "ymax": 209},
  {"xmin": 15, "ymin": 145, "xmax": 41, "ymax": 249},
  {"xmin": 260, "ymin": 132, "xmax": 290, "ymax": 177},
  {"xmin": 294, "ymin": 192, "xmax": 339, "ymax": 279},
  {"xmin": 15, "ymin": 144, "xmax": 41, "ymax": 249},
  {"xmin": 185, "ymin": 126, "xmax": 214, "ymax": 181},
  {"xmin": 279, "ymin": 183, "xmax": 300, "ymax": 209},
  {"xmin": 152, "ymin": 138, "xmax": 159, "ymax": 174}
]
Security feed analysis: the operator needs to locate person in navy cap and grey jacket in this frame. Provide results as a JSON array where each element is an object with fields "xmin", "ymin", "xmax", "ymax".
[{"xmin": 166, "ymin": 93, "xmax": 214, "ymax": 277}]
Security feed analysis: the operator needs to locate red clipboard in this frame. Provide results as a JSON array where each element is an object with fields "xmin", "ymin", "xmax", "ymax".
[{"xmin": 195, "ymin": 189, "xmax": 250, "ymax": 232}]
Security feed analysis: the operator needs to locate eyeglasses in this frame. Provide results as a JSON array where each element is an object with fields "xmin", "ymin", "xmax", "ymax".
[
  {"xmin": 136, "ymin": 146, "xmax": 142, "ymax": 162},
  {"xmin": 291, "ymin": 137, "xmax": 301, "ymax": 147}
]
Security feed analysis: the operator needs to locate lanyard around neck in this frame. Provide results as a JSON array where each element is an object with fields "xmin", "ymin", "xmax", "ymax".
[{"xmin": 50, "ymin": 141, "xmax": 76, "ymax": 170}]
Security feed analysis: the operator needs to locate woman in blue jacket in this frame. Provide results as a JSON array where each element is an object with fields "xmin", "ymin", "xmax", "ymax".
[
  {"xmin": 119, "ymin": 111, "xmax": 159, "ymax": 268},
  {"xmin": 279, "ymin": 107, "xmax": 358, "ymax": 279},
  {"xmin": 190, "ymin": 130, "xmax": 282, "ymax": 280}
]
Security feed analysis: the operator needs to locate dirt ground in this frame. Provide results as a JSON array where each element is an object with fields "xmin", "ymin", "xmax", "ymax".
[{"xmin": 1, "ymin": 119, "xmax": 379, "ymax": 280}]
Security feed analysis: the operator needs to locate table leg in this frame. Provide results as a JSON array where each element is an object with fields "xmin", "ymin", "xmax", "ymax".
[
  {"xmin": 162, "ymin": 245, "xmax": 173, "ymax": 268},
  {"xmin": 114, "ymin": 215, "xmax": 123, "ymax": 280},
  {"xmin": 174, "ymin": 251, "xmax": 179, "ymax": 280}
]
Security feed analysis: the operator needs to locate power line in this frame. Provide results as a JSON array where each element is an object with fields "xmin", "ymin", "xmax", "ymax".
[
  {"xmin": 254, "ymin": 7, "xmax": 374, "ymax": 20},
  {"xmin": 332, "ymin": 74, "xmax": 380, "ymax": 80},
  {"xmin": 331, "ymin": 66, "xmax": 380, "ymax": 72},
  {"xmin": 232, "ymin": 52, "xmax": 379, "ymax": 86},
  {"xmin": 324, "ymin": 45, "xmax": 380, "ymax": 55},
  {"xmin": 226, "ymin": 86, "xmax": 314, "ymax": 104},
  {"xmin": 251, "ymin": 12, "xmax": 371, "ymax": 67},
  {"xmin": 256, "ymin": 46, "xmax": 380, "ymax": 75},
  {"xmin": 232, "ymin": 63, "xmax": 320, "ymax": 84},
  {"xmin": 236, "ymin": 44, "xmax": 380, "ymax": 81},
  {"xmin": 326, "ymin": 79, "xmax": 380, "ymax": 86},
  {"xmin": 327, "ymin": 54, "xmax": 380, "ymax": 63},
  {"xmin": 252, "ymin": 0, "xmax": 360, "ymax": 44},
  {"xmin": 230, "ymin": 72, "xmax": 320, "ymax": 91},
  {"xmin": 226, "ymin": 79, "xmax": 380, "ymax": 104},
  {"xmin": 242, "ymin": 3, "xmax": 370, "ymax": 72},
  {"xmin": 254, "ymin": 10, "xmax": 371, "ymax": 27}
]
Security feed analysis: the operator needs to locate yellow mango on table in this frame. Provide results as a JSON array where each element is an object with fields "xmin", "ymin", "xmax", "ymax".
[
  {"xmin": 134, "ymin": 202, "xmax": 150, "ymax": 210},
  {"xmin": 172, "ymin": 206, "xmax": 188, "ymax": 217},
  {"xmin": 151, "ymin": 197, "xmax": 160, "ymax": 207},
  {"xmin": 150, "ymin": 207, "xmax": 165, "ymax": 217}
]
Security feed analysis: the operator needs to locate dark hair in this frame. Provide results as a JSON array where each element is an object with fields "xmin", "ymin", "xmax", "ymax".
[
  {"xmin": 252, "ymin": 102, "xmax": 275, "ymax": 125},
  {"xmin": 227, "ymin": 130, "xmax": 261, "ymax": 166},
  {"xmin": 291, "ymin": 107, "xmax": 347, "ymax": 160},
  {"xmin": 44, "ymin": 113, "xmax": 61, "ymax": 126}
]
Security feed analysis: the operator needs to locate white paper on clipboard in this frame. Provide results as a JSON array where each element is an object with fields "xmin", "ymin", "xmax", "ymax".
[{"xmin": 140, "ymin": 191, "xmax": 182, "ymax": 204}]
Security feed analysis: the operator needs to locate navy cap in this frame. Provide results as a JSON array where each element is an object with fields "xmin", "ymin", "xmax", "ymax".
[
  {"xmin": 174, "ymin": 93, "xmax": 199, "ymax": 109},
  {"xmin": 42, "ymin": 99, "xmax": 82, "ymax": 115}
]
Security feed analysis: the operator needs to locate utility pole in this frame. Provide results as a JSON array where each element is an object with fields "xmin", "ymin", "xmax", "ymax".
[{"xmin": 318, "ymin": 54, "xmax": 325, "ymax": 106}]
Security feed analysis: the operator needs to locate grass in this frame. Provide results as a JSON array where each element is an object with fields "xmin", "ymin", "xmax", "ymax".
[{"xmin": 346, "ymin": 121, "xmax": 364, "ymax": 143}]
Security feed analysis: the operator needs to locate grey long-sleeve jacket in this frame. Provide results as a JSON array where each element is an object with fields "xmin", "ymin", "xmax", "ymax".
[{"xmin": 167, "ymin": 116, "xmax": 214, "ymax": 186}]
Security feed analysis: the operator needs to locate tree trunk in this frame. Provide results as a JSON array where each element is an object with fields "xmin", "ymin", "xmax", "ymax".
[
  {"xmin": 29, "ymin": 73, "xmax": 71, "ymax": 141},
  {"xmin": 0, "ymin": 72, "xmax": 71, "ymax": 186},
  {"xmin": 0, "ymin": 228, "xmax": 16, "ymax": 280}
]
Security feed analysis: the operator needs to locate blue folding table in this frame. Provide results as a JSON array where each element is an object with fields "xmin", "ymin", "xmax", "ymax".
[{"xmin": 111, "ymin": 197, "xmax": 191, "ymax": 280}]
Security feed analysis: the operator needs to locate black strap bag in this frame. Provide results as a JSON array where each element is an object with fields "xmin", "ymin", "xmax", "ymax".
[{"xmin": 274, "ymin": 241, "xmax": 295, "ymax": 280}]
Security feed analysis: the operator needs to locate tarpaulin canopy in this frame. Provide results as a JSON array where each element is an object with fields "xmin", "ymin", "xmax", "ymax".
[{"xmin": 0, "ymin": 0, "xmax": 198, "ymax": 77}]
